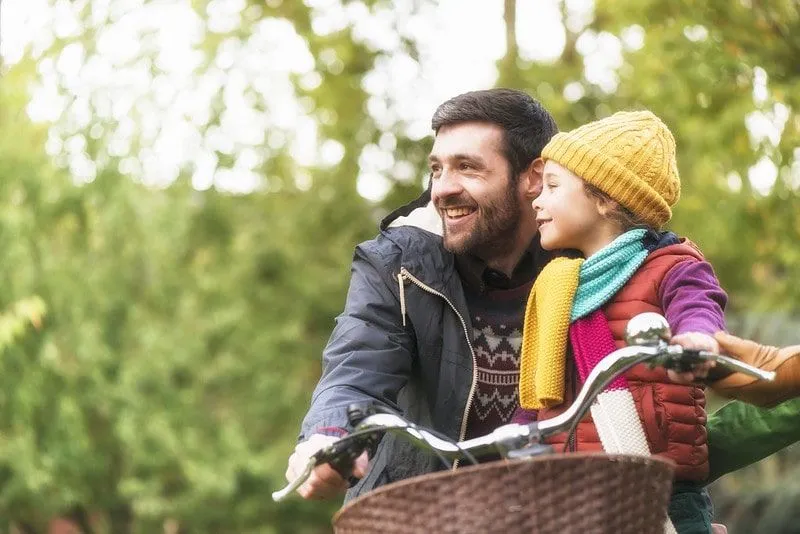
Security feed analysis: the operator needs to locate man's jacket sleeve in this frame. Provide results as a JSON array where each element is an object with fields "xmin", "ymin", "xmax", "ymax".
[
  {"xmin": 706, "ymin": 397, "xmax": 800, "ymax": 483},
  {"xmin": 299, "ymin": 240, "xmax": 415, "ymax": 441}
]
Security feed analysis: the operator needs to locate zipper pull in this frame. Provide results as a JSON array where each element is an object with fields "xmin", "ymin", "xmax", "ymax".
[{"xmin": 397, "ymin": 270, "xmax": 407, "ymax": 327}]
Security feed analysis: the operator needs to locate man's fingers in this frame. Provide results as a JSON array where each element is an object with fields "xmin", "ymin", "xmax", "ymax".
[
  {"xmin": 285, "ymin": 434, "xmax": 341, "ymax": 484},
  {"xmin": 298, "ymin": 466, "xmax": 349, "ymax": 499},
  {"xmin": 284, "ymin": 434, "xmax": 367, "ymax": 500},
  {"xmin": 352, "ymin": 451, "xmax": 370, "ymax": 479},
  {"xmin": 298, "ymin": 478, "xmax": 343, "ymax": 500},
  {"xmin": 315, "ymin": 462, "xmax": 349, "ymax": 485},
  {"xmin": 285, "ymin": 452, "xmax": 301, "ymax": 482},
  {"xmin": 285, "ymin": 450, "xmax": 315, "ymax": 483},
  {"xmin": 714, "ymin": 331, "xmax": 760, "ymax": 357}
]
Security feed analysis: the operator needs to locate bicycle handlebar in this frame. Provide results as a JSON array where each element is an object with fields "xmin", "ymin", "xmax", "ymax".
[{"xmin": 273, "ymin": 316, "xmax": 775, "ymax": 502}]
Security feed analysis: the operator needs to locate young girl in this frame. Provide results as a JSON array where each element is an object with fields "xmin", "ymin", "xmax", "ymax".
[{"xmin": 515, "ymin": 111, "xmax": 727, "ymax": 534}]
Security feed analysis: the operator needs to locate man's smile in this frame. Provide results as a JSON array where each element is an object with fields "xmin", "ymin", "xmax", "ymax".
[{"xmin": 443, "ymin": 207, "xmax": 476, "ymax": 219}]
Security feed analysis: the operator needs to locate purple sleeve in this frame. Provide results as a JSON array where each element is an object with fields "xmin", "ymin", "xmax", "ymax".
[
  {"xmin": 511, "ymin": 407, "xmax": 538, "ymax": 425},
  {"xmin": 659, "ymin": 260, "xmax": 727, "ymax": 335}
]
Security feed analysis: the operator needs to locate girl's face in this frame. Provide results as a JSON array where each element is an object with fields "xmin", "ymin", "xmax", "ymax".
[{"xmin": 533, "ymin": 161, "xmax": 621, "ymax": 257}]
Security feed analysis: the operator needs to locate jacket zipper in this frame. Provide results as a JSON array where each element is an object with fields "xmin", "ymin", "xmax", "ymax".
[{"xmin": 398, "ymin": 266, "xmax": 477, "ymax": 469}]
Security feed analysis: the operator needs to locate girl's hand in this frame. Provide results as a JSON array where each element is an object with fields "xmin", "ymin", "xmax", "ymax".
[{"xmin": 667, "ymin": 332, "xmax": 719, "ymax": 384}]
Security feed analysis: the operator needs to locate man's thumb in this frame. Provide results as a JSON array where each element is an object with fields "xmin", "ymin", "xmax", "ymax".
[{"xmin": 714, "ymin": 331, "xmax": 760, "ymax": 358}]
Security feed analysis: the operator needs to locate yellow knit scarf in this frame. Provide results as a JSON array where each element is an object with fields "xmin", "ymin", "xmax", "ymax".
[{"xmin": 518, "ymin": 256, "xmax": 583, "ymax": 409}]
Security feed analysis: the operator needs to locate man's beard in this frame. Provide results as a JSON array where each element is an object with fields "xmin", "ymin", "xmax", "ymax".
[{"xmin": 442, "ymin": 184, "xmax": 521, "ymax": 259}]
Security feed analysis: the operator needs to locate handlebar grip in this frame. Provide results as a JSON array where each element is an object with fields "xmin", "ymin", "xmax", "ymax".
[
  {"xmin": 328, "ymin": 450, "xmax": 360, "ymax": 488},
  {"xmin": 663, "ymin": 349, "xmax": 702, "ymax": 372},
  {"xmin": 663, "ymin": 348, "xmax": 775, "ymax": 382},
  {"xmin": 319, "ymin": 434, "xmax": 378, "ymax": 488},
  {"xmin": 272, "ymin": 431, "xmax": 375, "ymax": 502}
]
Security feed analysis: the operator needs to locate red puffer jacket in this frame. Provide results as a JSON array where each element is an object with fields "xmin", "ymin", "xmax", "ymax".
[{"xmin": 538, "ymin": 243, "xmax": 709, "ymax": 482}]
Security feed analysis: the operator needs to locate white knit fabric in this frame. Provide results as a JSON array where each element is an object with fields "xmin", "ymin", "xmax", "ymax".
[
  {"xmin": 591, "ymin": 389, "xmax": 650, "ymax": 455},
  {"xmin": 592, "ymin": 388, "xmax": 678, "ymax": 534}
]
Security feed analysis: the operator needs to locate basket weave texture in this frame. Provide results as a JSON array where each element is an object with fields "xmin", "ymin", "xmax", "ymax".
[{"xmin": 333, "ymin": 453, "xmax": 675, "ymax": 534}]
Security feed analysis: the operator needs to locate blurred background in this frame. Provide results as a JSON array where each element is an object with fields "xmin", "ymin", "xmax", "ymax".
[{"xmin": 0, "ymin": 0, "xmax": 798, "ymax": 532}]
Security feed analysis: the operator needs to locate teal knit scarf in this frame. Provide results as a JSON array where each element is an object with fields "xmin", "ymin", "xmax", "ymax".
[{"xmin": 571, "ymin": 229, "xmax": 649, "ymax": 321}]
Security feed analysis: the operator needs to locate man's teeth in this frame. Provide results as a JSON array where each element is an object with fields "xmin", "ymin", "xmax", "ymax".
[{"xmin": 445, "ymin": 207, "xmax": 473, "ymax": 217}]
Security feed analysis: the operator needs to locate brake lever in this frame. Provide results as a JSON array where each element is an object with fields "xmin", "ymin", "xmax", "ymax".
[
  {"xmin": 272, "ymin": 457, "xmax": 316, "ymax": 502},
  {"xmin": 325, "ymin": 436, "xmax": 371, "ymax": 488}
]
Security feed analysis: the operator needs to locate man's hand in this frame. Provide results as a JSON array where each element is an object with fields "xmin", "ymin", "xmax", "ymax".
[
  {"xmin": 712, "ymin": 331, "xmax": 800, "ymax": 407},
  {"xmin": 285, "ymin": 434, "xmax": 370, "ymax": 500},
  {"xmin": 667, "ymin": 332, "xmax": 719, "ymax": 384}
]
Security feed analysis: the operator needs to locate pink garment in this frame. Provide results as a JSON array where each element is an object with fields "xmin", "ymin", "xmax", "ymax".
[
  {"xmin": 570, "ymin": 309, "xmax": 627, "ymax": 390},
  {"xmin": 511, "ymin": 309, "xmax": 624, "ymax": 425}
]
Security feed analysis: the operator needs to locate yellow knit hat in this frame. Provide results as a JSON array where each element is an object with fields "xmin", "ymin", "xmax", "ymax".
[{"xmin": 541, "ymin": 110, "xmax": 680, "ymax": 228}]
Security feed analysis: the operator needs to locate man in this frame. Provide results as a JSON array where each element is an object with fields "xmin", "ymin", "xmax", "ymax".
[
  {"xmin": 285, "ymin": 88, "xmax": 800, "ymax": 507},
  {"xmin": 287, "ymin": 88, "xmax": 558, "ymax": 500}
]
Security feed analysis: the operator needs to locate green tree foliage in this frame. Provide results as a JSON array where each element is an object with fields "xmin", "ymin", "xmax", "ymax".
[
  {"xmin": 1, "ymin": 0, "xmax": 798, "ymax": 532},
  {"xmin": 1, "ymin": 62, "xmax": 359, "ymax": 533},
  {"xmin": 499, "ymin": 0, "xmax": 800, "ymax": 314},
  {"xmin": 497, "ymin": 4, "xmax": 800, "ymax": 531},
  {"xmin": 0, "ymin": 1, "xmax": 384, "ymax": 530}
]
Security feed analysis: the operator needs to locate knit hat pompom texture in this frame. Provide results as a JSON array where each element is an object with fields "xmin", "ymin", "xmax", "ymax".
[{"xmin": 541, "ymin": 111, "xmax": 680, "ymax": 228}]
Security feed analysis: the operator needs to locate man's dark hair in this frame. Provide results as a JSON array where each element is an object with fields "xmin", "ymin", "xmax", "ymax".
[{"xmin": 431, "ymin": 88, "xmax": 558, "ymax": 180}]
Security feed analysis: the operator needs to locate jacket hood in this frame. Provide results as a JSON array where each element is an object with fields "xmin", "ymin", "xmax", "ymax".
[{"xmin": 380, "ymin": 187, "xmax": 443, "ymax": 236}]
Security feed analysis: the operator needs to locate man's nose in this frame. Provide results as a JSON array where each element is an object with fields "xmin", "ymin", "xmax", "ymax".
[{"xmin": 431, "ymin": 169, "xmax": 464, "ymax": 200}]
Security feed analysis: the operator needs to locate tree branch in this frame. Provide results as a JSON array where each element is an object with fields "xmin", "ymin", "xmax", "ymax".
[{"xmin": 504, "ymin": 0, "xmax": 518, "ymax": 62}]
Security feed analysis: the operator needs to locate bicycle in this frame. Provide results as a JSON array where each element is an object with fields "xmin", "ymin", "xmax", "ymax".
[{"xmin": 274, "ymin": 313, "xmax": 774, "ymax": 533}]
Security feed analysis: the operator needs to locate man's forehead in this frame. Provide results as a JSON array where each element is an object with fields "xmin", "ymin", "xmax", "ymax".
[{"xmin": 430, "ymin": 122, "xmax": 504, "ymax": 158}]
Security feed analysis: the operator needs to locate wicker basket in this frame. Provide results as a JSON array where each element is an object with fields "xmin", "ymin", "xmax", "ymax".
[{"xmin": 333, "ymin": 453, "xmax": 675, "ymax": 534}]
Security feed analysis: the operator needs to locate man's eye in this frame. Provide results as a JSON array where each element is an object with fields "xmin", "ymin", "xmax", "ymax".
[
  {"xmin": 459, "ymin": 162, "xmax": 474, "ymax": 171},
  {"xmin": 429, "ymin": 166, "xmax": 441, "ymax": 178}
]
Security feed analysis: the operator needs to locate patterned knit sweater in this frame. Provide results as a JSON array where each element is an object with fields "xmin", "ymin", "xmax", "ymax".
[{"xmin": 463, "ymin": 281, "xmax": 534, "ymax": 439}]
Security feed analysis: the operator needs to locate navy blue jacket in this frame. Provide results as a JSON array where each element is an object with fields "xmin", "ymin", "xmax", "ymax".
[{"xmin": 300, "ymin": 192, "xmax": 488, "ymax": 500}]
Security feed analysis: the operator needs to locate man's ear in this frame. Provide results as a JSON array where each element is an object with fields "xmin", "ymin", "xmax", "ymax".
[{"xmin": 521, "ymin": 158, "xmax": 545, "ymax": 200}]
